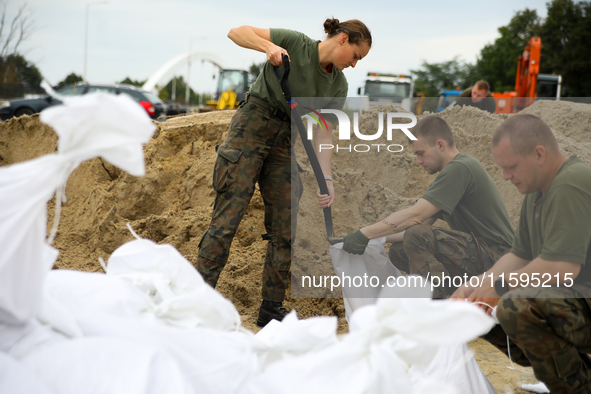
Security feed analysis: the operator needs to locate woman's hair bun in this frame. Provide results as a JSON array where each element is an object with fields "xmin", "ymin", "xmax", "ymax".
[{"xmin": 323, "ymin": 18, "xmax": 340, "ymax": 34}]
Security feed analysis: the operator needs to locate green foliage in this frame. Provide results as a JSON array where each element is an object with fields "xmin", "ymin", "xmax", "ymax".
[
  {"xmin": 539, "ymin": 0, "xmax": 591, "ymax": 96},
  {"xmin": 249, "ymin": 61, "xmax": 265, "ymax": 83},
  {"xmin": 0, "ymin": 54, "xmax": 43, "ymax": 98},
  {"xmin": 411, "ymin": 57, "xmax": 477, "ymax": 98},
  {"xmin": 0, "ymin": 1, "xmax": 34, "ymax": 58},
  {"xmin": 475, "ymin": 9, "xmax": 542, "ymax": 92},
  {"xmin": 56, "ymin": 73, "xmax": 83, "ymax": 89},
  {"xmin": 473, "ymin": 1, "xmax": 591, "ymax": 96},
  {"xmin": 118, "ymin": 77, "xmax": 147, "ymax": 87},
  {"xmin": 157, "ymin": 76, "xmax": 210, "ymax": 105}
]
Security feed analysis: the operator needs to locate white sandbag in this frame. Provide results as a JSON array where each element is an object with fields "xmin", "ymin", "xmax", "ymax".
[
  {"xmin": 253, "ymin": 311, "xmax": 338, "ymax": 368},
  {"xmin": 0, "ymin": 91, "xmax": 175, "ymax": 394},
  {"xmin": 37, "ymin": 292, "xmax": 83, "ymax": 338},
  {"xmin": 369, "ymin": 297, "xmax": 495, "ymax": 347},
  {"xmin": 410, "ymin": 344, "xmax": 497, "ymax": 394},
  {"xmin": 44, "ymin": 270, "xmax": 256, "ymax": 394},
  {"xmin": 335, "ymin": 242, "xmax": 497, "ymax": 394},
  {"xmin": 0, "ymin": 156, "xmax": 63, "ymax": 324},
  {"xmin": 39, "ymin": 91, "xmax": 155, "ymax": 177},
  {"xmin": 0, "ymin": 351, "xmax": 56, "ymax": 394},
  {"xmin": 20, "ymin": 337, "xmax": 194, "ymax": 394},
  {"xmin": 330, "ymin": 237, "xmax": 402, "ymax": 319},
  {"xmin": 243, "ymin": 317, "xmax": 460, "ymax": 394},
  {"xmin": 0, "ymin": 92, "xmax": 155, "ymax": 325},
  {"xmin": 73, "ymin": 314, "xmax": 258, "ymax": 394},
  {"xmin": 44, "ymin": 270, "xmax": 155, "ymax": 322},
  {"xmin": 244, "ymin": 285, "xmax": 495, "ymax": 394},
  {"xmin": 106, "ymin": 238, "xmax": 241, "ymax": 330},
  {"xmin": 241, "ymin": 336, "xmax": 389, "ymax": 394}
]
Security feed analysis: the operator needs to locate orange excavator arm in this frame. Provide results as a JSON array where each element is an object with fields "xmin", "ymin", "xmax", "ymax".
[{"xmin": 515, "ymin": 37, "xmax": 541, "ymax": 98}]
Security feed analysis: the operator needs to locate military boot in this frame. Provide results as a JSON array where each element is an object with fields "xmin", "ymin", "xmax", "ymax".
[{"xmin": 256, "ymin": 300, "xmax": 289, "ymax": 327}]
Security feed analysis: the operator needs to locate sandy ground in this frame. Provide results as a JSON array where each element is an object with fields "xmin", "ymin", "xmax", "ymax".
[{"xmin": 2, "ymin": 100, "xmax": 590, "ymax": 393}]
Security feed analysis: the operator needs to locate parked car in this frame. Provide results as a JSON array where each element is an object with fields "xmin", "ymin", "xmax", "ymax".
[
  {"xmin": 165, "ymin": 101, "xmax": 190, "ymax": 116},
  {"xmin": 0, "ymin": 83, "xmax": 167, "ymax": 120}
]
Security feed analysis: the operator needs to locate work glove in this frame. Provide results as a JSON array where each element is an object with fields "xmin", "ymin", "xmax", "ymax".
[{"xmin": 343, "ymin": 229, "xmax": 370, "ymax": 255}]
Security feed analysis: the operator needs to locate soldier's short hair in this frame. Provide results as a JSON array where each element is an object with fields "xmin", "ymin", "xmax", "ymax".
[
  {"xmin": 411, "ymin": 115, "xmax": 455, "ymax": 148},
  {"xmin": 474, "ymin": 80, "xmax": 490, "ymax": 92},
  {"xmin": 492, "ymin": 114, "xmax": 559, "ymax": 156}
]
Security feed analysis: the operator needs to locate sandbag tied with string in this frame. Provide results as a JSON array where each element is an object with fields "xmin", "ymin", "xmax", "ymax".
[{"xmin": 0, "ymin": 87, "xmax": 156, "ymax": 325}]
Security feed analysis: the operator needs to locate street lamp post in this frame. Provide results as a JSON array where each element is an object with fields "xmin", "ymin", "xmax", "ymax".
[
  {"xmin": 84, "ymin": 1, "xmax": 108, "ymax": 82},
  {"xmin": 185, "ymin": 40, "xmax": 192, "ymax": 108},
  {"xmin": 185, "ymin": 36, "xmax": 206, "ymax": 111}
]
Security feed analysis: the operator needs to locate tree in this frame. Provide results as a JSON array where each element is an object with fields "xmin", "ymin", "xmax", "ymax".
[
  {"xmin": 0, "ymin": 1, "xmax": 34, "ymax": 58},
  {"xmin": 118, "ymin": 77, "xmax": 146, "ymax": 87},
  {"xmin": 411, "ymin": 57, "xmax": 476, "ymax": 97},
  {"xmin": 475, "ymin": 9, "xmax": 542, "ymax": 92},
  {"xmin": 0, "ymin": 53, "xmax": 42, "ymax": 96},
  {"xmin": 539, "ymin": 0, "xmax": 591, "ymax": 96},
  {"xmin": 0, "ymin": 1, "xmax": 39, "ymax": 98},
  {"xmin": 56, "ymin": 73, "xmax": 83, "ymax": 89},
  {"xmin": 249, "ymin": 61, "xmax": 265, "ymax": 83},
  {"xmin": 157, "ymin": 75, "xmax": 203, "ymax": 104}
]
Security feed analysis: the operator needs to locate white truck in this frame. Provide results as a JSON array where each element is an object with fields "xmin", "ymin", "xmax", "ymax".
[{"xmin": 358, "ymin": 72, "xmax": 415, "ymax": 112}]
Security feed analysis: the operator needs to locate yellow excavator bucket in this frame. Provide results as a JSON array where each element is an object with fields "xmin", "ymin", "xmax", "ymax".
[{"xmin": 207, "ymin": 88, "xmax": 238, "ymax": 110}]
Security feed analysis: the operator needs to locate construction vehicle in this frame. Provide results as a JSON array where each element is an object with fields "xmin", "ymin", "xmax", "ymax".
[
  {"xmin": 436, "ymin": 88, "xmax": 463, "ymax": 112},
  {"xmin": 358, "ymin": 73, "xmax": 416, "ymax": 112},
  {"xmin": 206, "ymin": 69, "xmax": 249, "ymax": 110},
  {"xmin": 492, "ymin": 37, "xmax": 562, "ymax": 114}
]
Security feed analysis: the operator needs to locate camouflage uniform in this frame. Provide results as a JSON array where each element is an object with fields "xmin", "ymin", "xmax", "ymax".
[
  {"xmin": 485, "ymin": 286, "xmax": 591, "ymax": 393},
  {"xmin": 481, "ymin": 155, "xmax": 591, "ymax": 392},
  {"xmin": 388, "ymin": 224, "xmax": 509, "ymax": 298},
  {"xmin": 196, "ymin": 94, "xmax": 303, "ymax": 302}
]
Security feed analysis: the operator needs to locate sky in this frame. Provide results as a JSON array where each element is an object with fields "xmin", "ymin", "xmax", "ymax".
[{"xmin": 10, "ymin": 0, "xmax": 549, "ymax": 97}]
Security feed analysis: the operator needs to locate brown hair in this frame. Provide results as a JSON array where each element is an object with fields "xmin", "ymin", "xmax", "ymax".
[
  {"xmin": 324, "ymin": 18, "xmax": 372, "ymax": 47},
  {"xmin": 474, "ymin": 80, "xmax": 490, "ymax": 92},
  {"xmin": 491, "ymin": 114, "xmax": 559, "ymax": 156},
  {"xmin": 411, "ymin": 115, "xmax": 455, "ymax": 148}
]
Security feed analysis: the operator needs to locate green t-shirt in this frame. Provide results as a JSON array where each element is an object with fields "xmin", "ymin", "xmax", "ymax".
[
  {"xmin": 249, "ymin": 28, "xmax": 348, "ymax": 124},
  {"xmin": 511, "ymin": 156, "xmax": 591, "ymax": 285},
  {"xmin": 421, "ymin": 153, "xmax": 514, "ymax": 247},
  {"xmin": 457, "ymin": 88, "xmax": 496, "ymax": 114}
]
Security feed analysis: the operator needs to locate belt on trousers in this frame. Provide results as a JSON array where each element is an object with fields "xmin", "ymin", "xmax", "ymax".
[{"xmin": 244, "ymin": 93, "xmax": 290, "ymax": 123}]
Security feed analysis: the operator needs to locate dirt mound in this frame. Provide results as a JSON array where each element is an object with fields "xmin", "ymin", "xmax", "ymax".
[{"xmin": 2, "ymin": 100, "xmax": 590, "ymax": 393}]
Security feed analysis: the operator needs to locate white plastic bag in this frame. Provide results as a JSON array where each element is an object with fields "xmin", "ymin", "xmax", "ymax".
[
  {"xmin": 0, "ymin": 92, "xmax": 155, "ymax": 325},
  {"xmin": 253, "ymin": 311, "xmax": 338, "ymax": 368},
  {"xmin": 330, "ymin": 237, "xmax": 402, "ymax": 318},
  {"xmin": 0, "ymin": 351, "xmax": 56, "ymax": 394},
  {"xmin": 106, "ymin": 237, "xmax": 241, "ymax": 330},
  {"xmin": 330, "ymin": 237, "xmax": 497, "ymax": 394},
  {"xmin": 20, "ymin": 337, "xmax": 194, "ymax": 394}
]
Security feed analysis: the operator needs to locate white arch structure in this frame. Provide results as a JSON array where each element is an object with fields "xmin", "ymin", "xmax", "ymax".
[{"xmin": 142, "ymin": 52, "xmax": 226, "ymax": 92}]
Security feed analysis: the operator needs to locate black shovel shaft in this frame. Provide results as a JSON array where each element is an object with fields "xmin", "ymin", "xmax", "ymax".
[{"xmin": 272, "ymin": 54, "xmax": 335, "ymax": 238}]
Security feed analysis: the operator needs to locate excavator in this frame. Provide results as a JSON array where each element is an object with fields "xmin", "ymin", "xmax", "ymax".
[
  {"xmin": 206, "ymin": 69, "xmax": 249, "ymax": 110},
  {"xmin": 492, "ymin": 37, "xmax": 562, "ymax": 114}
]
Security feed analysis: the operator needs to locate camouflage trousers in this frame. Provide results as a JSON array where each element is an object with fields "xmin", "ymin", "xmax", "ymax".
[
  {"xmin": 485, "ymin": 286, "xmax": 591, "ymax": 394},
  {"xmin": 388, "ymin": 224, "xmax": 509, "ymax": 298},
  {"xmin": 196, "ymin": 95, "xmax": 303, "ymax": 302}
]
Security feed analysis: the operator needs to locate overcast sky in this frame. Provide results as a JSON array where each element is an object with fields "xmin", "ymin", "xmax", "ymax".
[{"xmin": 11, "ymin": 0, "xmax": 549, "ymax": 96}]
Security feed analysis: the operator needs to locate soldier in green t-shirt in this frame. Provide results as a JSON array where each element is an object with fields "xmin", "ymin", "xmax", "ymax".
[
  {"xmin": 196, "ymin": 18, "xmax": 372, "ymax": 327},
  {"xmin": 453, "ymin": 114, "xmax": 591, "ymax": 393},
  {"xmin": 343, "ymin": 115, "xmax": 514, "ymax": 298},
  {"xmin": 456, "ymin": 80, "xmax": 496, "ymax": 114}
]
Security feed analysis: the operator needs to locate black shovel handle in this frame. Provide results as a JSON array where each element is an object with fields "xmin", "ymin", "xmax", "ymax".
[{"xmin": 272, "ymin": 54, "xmax": 335, "ymax": 239}]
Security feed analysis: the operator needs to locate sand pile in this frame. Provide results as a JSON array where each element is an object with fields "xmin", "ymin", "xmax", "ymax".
[{"xmin": 1, "ymin": 100, "xmax": 590, "ymax": 393}]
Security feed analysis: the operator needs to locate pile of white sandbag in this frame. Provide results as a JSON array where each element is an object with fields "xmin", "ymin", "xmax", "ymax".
[{"xmin": 0, "ymin": 92, "xmax": 497, "ymax": 394}]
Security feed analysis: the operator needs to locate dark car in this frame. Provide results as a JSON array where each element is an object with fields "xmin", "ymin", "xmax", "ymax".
[{"xmin": 0, "ymin": 83, "xmax": 167, "ymax": 120}]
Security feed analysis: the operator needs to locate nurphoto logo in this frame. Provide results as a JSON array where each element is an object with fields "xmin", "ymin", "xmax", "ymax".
[{"xmin": 303, "ymin": 110, "xmax": 418, "ymax": 153}]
